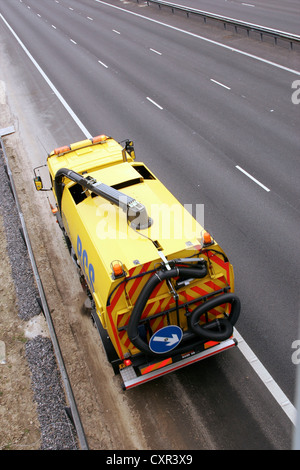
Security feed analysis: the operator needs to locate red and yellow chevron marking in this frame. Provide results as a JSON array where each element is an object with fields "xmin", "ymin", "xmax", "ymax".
[
  {"xmin": 177, "ymin": 271, "xmax": 229, "ymax": 322},
  {"xmin": 106, "ymin": 282, "xmax": 128, "ymax": 359},
  {"xmin": 116, "ymin": 291, "xmax": 175, "ymax": 351},
  {"xmin": 107, "ymin": 252, "xmax": 232, "ymax": 357},
  {"xmin": 106, "ymin": 262, "xmax": 153, "ymax": 357},
  {"xmin": 204, "ymin": 250, "xmax": 231, "ymax": 287},
  {"xmin": 127, "ymin": 262, "xmax": 152, "ymax": 305}
]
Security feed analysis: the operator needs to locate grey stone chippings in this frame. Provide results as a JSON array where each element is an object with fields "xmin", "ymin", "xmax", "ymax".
[
  {"xmin": 0, "ymin": 148, "xmax": 78, "ymax": 450},
  {"xmin": 0, "ymin": 151, "xmax": 39, "ymax": 321},
  {"xmin": 25, "ymin": 337, "xmax": 78, "ymax": 450}
]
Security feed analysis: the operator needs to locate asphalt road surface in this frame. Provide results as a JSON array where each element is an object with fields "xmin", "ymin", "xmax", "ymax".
[{"xmin": 0, "ymin": 0, "xmax": 299, "ymax": 449}]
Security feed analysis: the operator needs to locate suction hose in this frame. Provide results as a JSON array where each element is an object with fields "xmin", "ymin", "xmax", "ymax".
[
  {"xmin": 127, "ymin": 265, "xmax": 241, "ymax": 355},
  {"xmin": 127, "ymin": 265, "xmax": 207, "ymax": 356},
  {"xmin": 190, "ymin": 293, "xmax": 241, "ymax": 341}
]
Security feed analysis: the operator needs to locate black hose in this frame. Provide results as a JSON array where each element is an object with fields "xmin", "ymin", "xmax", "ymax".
[
  {"xmin": 190, "ymin": 293, "xmax": 241, "ymax": 341},
  {"xmin": 127, "ymin": 265, "xmax": 241, "ymax": 354},
  {"xmin": 127, "ymin": 265, "xmax": 207, "ymax": 356}
]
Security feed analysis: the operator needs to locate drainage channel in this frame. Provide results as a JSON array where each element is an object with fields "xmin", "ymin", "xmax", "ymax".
[{"xmin": 0, "ymin": 131, "xmax": 89, "ymax": 450}]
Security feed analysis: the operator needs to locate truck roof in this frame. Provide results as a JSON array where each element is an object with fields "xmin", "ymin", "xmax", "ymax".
[{"xmin": 47, "ymin": 136, "xmax": 203, "ymax": 274}]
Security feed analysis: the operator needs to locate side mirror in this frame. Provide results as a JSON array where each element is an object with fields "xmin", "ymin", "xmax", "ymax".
[
  {"xmin": 125, "ymin": 140, "xmax": 136, "ymax": 160},
  {"xmin": 33, "ymin": 175, "xmax": 43, "ymax": 191},
  {"xmin": 122, "ymin": 140, "xmax": 136, "ymax": 161},
  {"xmin": 33, "ymin": 164, "xmax": 51, "ymax": 191}
]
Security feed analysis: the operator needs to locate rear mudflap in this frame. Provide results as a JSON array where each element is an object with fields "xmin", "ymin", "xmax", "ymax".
[{"xmin": 120, "ymin": 337, "xmax": 237, "ymax": 390}]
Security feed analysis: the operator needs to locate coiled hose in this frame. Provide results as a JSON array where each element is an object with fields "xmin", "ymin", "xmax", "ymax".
[{"xmin": 127, "ymin": 265, "xmax": 240, "ymax": 356}]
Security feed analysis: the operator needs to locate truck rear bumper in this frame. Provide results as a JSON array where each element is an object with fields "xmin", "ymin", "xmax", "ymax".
[{"xmin": 120, "ymin": 337, "xmax": 237, "ymax": 390}]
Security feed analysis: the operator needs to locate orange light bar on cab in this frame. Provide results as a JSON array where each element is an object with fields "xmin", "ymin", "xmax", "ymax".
[{"xmin": 92, "ymin": 135, "xmax": 109, "ymax": 143}]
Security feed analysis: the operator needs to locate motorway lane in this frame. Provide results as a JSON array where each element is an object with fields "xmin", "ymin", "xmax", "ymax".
[
  {"xmin": 155, "ymin": 0, "xmax": 300, "ymax": 35},
  {"xmin": 0, "ymin": 0, "xmax": 299, "ymax": 448},
  {"xmin": 2, "ymin": 0, "xmax": 299, "ymax": 393},
  {"xmin": 8, "ymin": 0, "xmax": 300, "ymax": 210},
  {"xmin": 2, "ymin": 0, "xmax": 299, "ymax": 388}
]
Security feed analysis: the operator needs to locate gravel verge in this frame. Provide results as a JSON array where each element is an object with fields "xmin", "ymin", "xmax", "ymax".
[{"xmin": 0, "ymin": 142, "xmax": 78, "ymax": 450}]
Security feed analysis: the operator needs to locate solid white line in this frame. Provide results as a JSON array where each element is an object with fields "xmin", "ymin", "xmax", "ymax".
[
  {"xmin": 146, "ymin": 97, "xmax": 163, "ymax": 109},
  {"xmin": 98, "ymin": 60, "xmax": 108, "ymax": 68},
  {"xmin": 210, "ymin": 78, "xmax": 231, "ymax": 90},
  {"xmin": 95, "ymin": 0, "xmax": 300, "ymax": 76},
  {"xmin": 234, "ymin": 329, "xmax": 296, "ymax": 424},
  {"xmin": 242, "ymin": 3, "xmax": 255, "ymax": 7},
  {"xmin": 105, "ymin": 0, "xmax": 293, "ymax": 419},
  {"xmin": 236, "ymin": 165, "xmax": 270, "ymax": 191},
  {"xmin": 150, "ymin": 48, "xmax": 162, "ymax": 55},
  {"xmin": 0, "ymin": 14, "xmax": 92, "ymax": 139}
]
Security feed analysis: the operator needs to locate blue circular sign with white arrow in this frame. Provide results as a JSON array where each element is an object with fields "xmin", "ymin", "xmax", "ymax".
[{"xmin": 149, "ymin": 325, "xmax": 183, "ymax": 354}]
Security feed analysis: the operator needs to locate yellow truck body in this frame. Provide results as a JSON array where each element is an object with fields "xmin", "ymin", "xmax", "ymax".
[{"xmin": 34, "ymin": 135, "xmax": 240, "ymax": 389}]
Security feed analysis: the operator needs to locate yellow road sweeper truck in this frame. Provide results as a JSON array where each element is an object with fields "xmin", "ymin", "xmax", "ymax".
[{"xmin": 34, "ymin": 135, "xmax": 240, "ymax": 389}]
